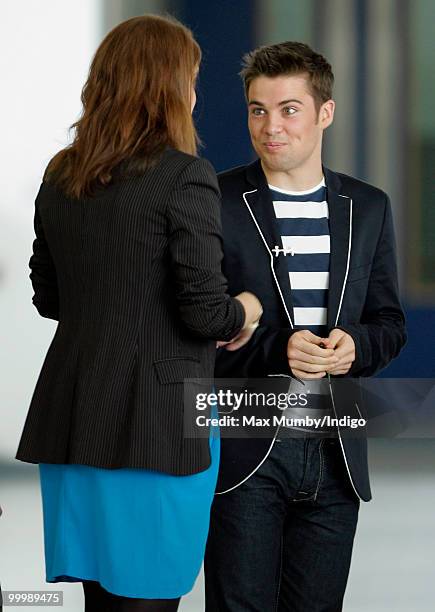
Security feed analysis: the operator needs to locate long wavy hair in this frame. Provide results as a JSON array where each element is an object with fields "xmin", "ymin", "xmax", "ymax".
[{"xmin": 45, "ymin": 15, "xmax": 201, "ymax": 198}]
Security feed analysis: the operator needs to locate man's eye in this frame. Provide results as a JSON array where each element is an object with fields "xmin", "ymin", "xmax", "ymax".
[
  {"xmin": 283, "ymin": 107, "xmax": 297, "ymax": 115},
  {"xmin": 251, "ymin": 108, "xmax": 265, "ymax": 116}
]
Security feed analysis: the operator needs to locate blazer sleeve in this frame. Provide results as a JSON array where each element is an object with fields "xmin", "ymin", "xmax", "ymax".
[
  {"xmin": 338, "ymin": 194, "xmax": 407, "ymax": 376},
  {"xmin": 166, "ymin": 158, "xmax": 245, "ymax": 341},
  {"xmin": 215, "ymin": 325, "xmax": 293, "ymax": 377},
  {"xmin": 29, "ymin": 186, "xmax": 59, "ymax": 321}
]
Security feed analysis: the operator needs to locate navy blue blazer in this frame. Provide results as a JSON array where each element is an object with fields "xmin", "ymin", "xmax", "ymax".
[{"xmin": 214, "ymin": 159, "xmax": 407, "ymax": 501}]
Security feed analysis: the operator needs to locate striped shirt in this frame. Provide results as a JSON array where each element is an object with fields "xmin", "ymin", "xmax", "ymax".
[
  {"xmin": 270, "ymin": 179, "xmax": 330, "ymax": 337},
  {"xmin": 269, "ymin": 179, "xmax": 332, "ymax": 431}
]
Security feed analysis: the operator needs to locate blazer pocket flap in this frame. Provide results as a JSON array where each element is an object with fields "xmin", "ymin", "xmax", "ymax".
[{"xmin": 153, "ymin": 357, "xmax": 201, "ymax": 385}]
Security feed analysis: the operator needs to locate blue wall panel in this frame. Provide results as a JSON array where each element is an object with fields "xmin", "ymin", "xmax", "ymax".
[{"xmin": 169, "ymin": 0, "xmax": 256, "ymax": 171}]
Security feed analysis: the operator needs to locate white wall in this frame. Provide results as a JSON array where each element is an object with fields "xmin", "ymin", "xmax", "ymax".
[{"xmin": 0, "ymin": 0, "xmax": 102, "ymax": 462}]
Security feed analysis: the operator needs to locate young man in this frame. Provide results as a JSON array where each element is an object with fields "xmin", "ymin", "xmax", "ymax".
[{"xmin": 204, "ymin": 42, "xmax": 406, "ymax": 611}]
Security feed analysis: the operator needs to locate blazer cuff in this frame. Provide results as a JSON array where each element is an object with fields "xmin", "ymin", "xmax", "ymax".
[
  {"xmin": 335, "ymin": 324, "xmax": 372, "ymax": 375},
  {"xmin": 266, "ymin": 328, "xmax": 293, "ymax": 375}
]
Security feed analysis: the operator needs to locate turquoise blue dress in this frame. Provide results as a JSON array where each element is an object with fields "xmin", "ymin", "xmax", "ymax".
[{"xmin": 39, "ymin": 427, "xmax": 219, "ymax": 599}]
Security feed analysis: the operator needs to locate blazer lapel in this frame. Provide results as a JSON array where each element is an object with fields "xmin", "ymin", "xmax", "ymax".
[
  {"xmin": 244, "ymin": 161, "xmax": 295, "ymax": 327},
  {"xmin": 325, "ymin": 168, "xmax": 352, "ymax": 330}
]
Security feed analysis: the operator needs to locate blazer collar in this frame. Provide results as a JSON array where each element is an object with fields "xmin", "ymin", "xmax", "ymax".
[
  {"xmin": 245, "ymin": 158, "xmax": 344, "ymax": 193},
  {"xmin": 323, "ymin": 168, "xmax": 352, "ymax": 330},
  {"xmin": 243, "ymin": 160, "xmax": 295, "ymax": 327},
  {"xmin": 243, "ymin": 160, "xmax": 352, "ymax": 331}
]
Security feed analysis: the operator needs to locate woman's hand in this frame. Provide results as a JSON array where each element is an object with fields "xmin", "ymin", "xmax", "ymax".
[
  {"xmin": 217, "ymin": 323, "xmax": 259, "ymax": 351},
  {"xmin": 217, "ymin": 291, "xmax": 262, "ymax": 351},
  {"xmin": 235, "ymin": 291, "xmax": 263, "ymax": 326}
]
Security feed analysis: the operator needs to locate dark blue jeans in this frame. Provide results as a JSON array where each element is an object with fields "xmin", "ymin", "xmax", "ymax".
[{"xmin": 204, "ymin": 437, "xmax": 360, "ymax": 612}]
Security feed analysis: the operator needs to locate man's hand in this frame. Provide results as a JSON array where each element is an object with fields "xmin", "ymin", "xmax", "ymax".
[
  {"xmin": 287, "ymin": 330, "xmax": 338, "ymax": 379},
  {"xmin": 321, "ymin": 329, "xmax": 355, "ymax": 375}
]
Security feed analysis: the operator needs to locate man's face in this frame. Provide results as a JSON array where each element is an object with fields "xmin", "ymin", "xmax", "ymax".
[{"xmin": 247, "ymin": 74, "xmax": 334, "ymax": 175}]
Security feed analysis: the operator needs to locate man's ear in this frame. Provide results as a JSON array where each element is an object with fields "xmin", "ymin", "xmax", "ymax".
[{"xmin": 320, "ymin": 99, "xmax": 335, "ymax": 129}]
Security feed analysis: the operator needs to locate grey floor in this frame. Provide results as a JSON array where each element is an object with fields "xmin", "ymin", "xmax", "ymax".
[{"xmin": 1, "ymin": 440, "xmax": 434, "ymax": 611}]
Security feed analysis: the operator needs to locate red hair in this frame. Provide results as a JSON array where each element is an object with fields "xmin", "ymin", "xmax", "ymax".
[{"xmin": 45, "ymin": 15, "xmax": 201, "ymax": 198}]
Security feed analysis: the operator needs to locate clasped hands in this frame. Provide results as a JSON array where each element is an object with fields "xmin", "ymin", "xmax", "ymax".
[{"xmin": 287, "ymin": 329, "xmax": 355, "ymax": 379}]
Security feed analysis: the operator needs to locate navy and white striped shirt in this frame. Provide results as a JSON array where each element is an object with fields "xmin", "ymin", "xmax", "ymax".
[
  {"xmin": 270, "ymin": 179, "xmax": 332, "ymax": 429},
  {"xmin": 270, "ymin": 179, "xmax": 330, "ymax": 337}
]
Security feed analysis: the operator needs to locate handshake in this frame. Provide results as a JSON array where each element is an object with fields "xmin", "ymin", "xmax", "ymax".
[
  {"xmin": 216, "ymin": 291, "xmax": 356, "ymax": 379},
  {"xmin": 218, "ymin": 317, "xmax": 356, "ymax": 379},
  {"xmin": 287, "ymin": 328, "xmax": 356, "ymax": 379}
]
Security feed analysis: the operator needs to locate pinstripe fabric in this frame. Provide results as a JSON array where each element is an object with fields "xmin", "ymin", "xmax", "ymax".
[{"xmin": 17, "ymin": 148, "xmax": 244, "ymax": 475}]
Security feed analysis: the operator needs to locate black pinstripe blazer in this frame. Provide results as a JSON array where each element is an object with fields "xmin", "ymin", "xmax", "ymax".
[{"xmin": 16, "ymin": 148, "xmax": 244, "ymax": 475}]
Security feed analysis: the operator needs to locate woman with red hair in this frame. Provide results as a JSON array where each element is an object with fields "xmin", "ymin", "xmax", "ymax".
[{"xmin": 16, "ymin": 15, "xmax": 261, "ymax": 611}]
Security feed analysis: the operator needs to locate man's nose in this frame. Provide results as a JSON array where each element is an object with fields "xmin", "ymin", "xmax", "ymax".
[{"xmin": 264, "ymin": 114, "xmax": 283, "ymax": 135}]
